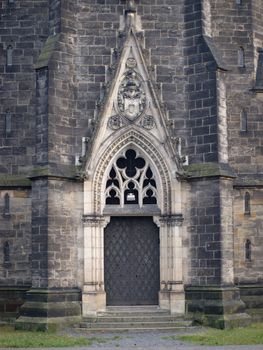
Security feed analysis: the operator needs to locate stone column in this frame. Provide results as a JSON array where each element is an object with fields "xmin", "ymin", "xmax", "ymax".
[
  {"xmin": 82, "ymin": 215, "xmax": 110, "ymax": 317},
  {"xmin": 155, "ymin": 214, "xmax": 185, "ymax": 315}
]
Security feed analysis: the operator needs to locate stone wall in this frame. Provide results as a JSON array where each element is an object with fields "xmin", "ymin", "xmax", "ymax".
[
  {"xmin": 184, "ymin": 1, "xmax": 218, "ymax": 164},
  {"xmin": 205, "ymin": 0, "xmax": 263, "ymax": 176},
  {"xmin": 0, "ymin": 0, "xmax": 263, "ymax": 326},
  {"xmin": 0, "ymin": 186, "xmax": 31, "ymax": 319},
  {"xmin": 234, "ymin": 187, "xmax": 263, "ymax": 284},
  {"xmin": 203, "ymin": 0, "xmax": 263, "ymax": 294},
  {"xmin": 0, "ymin": 189, "xmax": 31, "ymax": 287},
  {"xmin": 0, "ymin": 0, "xmax": 49, "ymax": 175},
  {"xmin": 47, "ymin": 1, "xmax": 79, "ymax": 166}
]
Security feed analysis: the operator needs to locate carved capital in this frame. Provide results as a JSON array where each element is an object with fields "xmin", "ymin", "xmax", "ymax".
[
  {"xmin": 168, "ymin": 280, "xmax": 183, "ymax": 285},
  {"xmin": 161, "ymin": 280, "xmax": 183, "ymax": 291},
  {"xmin": 83, "ymin": 215, "xmax": 110, "ymax": 228},
  {"xmin": 157, "ymin": 214, "xmax": 184, "ymax": 227}
]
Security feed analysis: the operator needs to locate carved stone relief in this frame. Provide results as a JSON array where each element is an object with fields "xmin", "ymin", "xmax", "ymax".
[
  {"xmin": 108, "ymin": 115, "xmax": 124, "ymax": 130},
  {"xmin": 140, "ymin": 115, "xmax": 155, "ymax": 129},
  {"xmin": 107, "ymin": 52, "xmax": 155, "ymax": 131},
  {"xmin": 117, "ymin": 69, "xmax": 146, "ymax": 121}
]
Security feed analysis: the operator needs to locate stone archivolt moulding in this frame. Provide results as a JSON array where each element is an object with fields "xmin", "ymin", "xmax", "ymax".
[{"xmin": 92, "ymin": 130, "xmax": 171, "ymax": 215}]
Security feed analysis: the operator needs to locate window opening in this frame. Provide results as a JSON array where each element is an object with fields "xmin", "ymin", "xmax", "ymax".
[
  {"xmin": 244, "ymin": 191, "xmax": 251, "ymax": 215},
  {"xmin": 236, "ymin": 0, "xmax": 242, "ymax": 5},
  {"xmin": 238, "ymin": 47, "xmax": 245, "ymax": 68},
  {"xmin": 105, "ymin": 149, "xmax": 157, "ymax": 207},
  {"xmin": 3, "ymin": 193, "xmax": 10, "ymax": 217},
  {"xmin": 245, "ymin": 239, "xmax": 251, "ymax": 261},
  {"xmin": 240, "ymin": 109, "xmax": 247, "ymax": 132},
  {"xmin": 5, "ymin": 110, "xmax": 12, "ymax": 137},
  {"xmin": 6, "ymin": 45, "xmax": 13, "ymax": 67},
  {"xmin": 3, "ymin": 241, "xmax": 11, "ymax": 268}
]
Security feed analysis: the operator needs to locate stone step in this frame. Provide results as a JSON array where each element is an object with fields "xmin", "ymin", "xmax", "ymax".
[
  {"xmin": 97, "ymin": 306, "xmax": 170, "ymax": 317},
  {"xmin": 78, "ymin": 306, "xmax": 193, "ymax": 331},
  {"xmin": 80, "ymin": 321, "xmax": 192, "ymax": 329},
  {"xmin": 77, "ymin": 320, "xmax": 192, "ymax": 331},
  {"xmin": 76, "ymin": 326, "xmax": 192, "ymax": 332},
  {"xmin": 83, "ymin": 315, "xmax": 183, "ymax": 323}
]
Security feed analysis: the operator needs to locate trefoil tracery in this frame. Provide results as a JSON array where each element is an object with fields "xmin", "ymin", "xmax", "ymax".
[{"xmin": 105, "ymin": 149, "xmax": 157, "ymax": 207}]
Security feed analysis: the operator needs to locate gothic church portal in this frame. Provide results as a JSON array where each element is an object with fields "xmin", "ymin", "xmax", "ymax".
[
  {"xmin": 0, "ymin": 0, "xmax": 263, "ymax": 329},
  {"xmin": 82, "ymin": 26, "xmax": 185, "ymax": 315}
]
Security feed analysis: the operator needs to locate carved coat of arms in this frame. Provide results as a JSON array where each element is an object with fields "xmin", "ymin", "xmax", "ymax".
[{"xmin": 117, "ymin": 69, "xmax": 146, "ymax": 121}]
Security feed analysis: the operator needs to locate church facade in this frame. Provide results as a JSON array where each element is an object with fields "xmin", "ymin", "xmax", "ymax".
[{"xmin": 0, "ymin": 0, "xmax": 263, "ymax": 329}]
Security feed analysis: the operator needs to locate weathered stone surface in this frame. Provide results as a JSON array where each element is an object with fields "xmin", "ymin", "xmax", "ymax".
[{"xmin": 0, "ymin": 0, "xmax": 262, "ymax": 328}]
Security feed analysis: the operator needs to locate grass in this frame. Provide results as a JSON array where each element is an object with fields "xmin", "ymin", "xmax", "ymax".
[
  {"xmin": 0, "ymin": 325, "xmax": 106, "ymax": 348},
  {"xmin": 173, "ymin": 322, "xmax": 263, "ymax": 346},
  {"xmin": 3, "ymin": 322, "xmax": 263, "ymax": 347}
]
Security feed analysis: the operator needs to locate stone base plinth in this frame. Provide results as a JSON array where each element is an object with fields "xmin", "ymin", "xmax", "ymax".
[
  {"xmin": 15, "ymin": 288, "xmax": 81, "ymax": 331},
  {"xmin": 185, "ymin": 286, "xmax": 251, "ymax": 329},
  {"xmin": 0, "ymin": 286, "xmax": 30, "ymax": 323},
  {"xmin": 159, "ymin": 290, "xmax": 170, "ymax": 310},
  {"xmin": 170, "ymin": 290, "xmax": 185, "ymax": 315},
  {"xmin": 82, "ymin": 292, "xmax": 106, "ymax": 317},
  {"xmin": 239, "ymin": 283, "xmax": 263, "ymax": 322},
  {"xmin": 159, "ymin": 288, "xmax": 185, "ymax": 315}
]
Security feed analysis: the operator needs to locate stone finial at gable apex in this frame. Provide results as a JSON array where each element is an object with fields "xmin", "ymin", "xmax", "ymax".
[
  {"xmin": 119, "ymin": 0, "xmax": 142, "ymax": 34},
  {"xmin": 125, "ymin": 0, "xmax": 137, "ymax": 30},
  {"xmin": 126, "ymin": 0, "xmax": 136, "ymax": 13}
]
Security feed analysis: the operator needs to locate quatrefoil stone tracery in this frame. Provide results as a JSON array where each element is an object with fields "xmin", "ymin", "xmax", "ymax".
[{"xmin": 105, "ymin": 149, "xmax": 157, "ymax": 207}]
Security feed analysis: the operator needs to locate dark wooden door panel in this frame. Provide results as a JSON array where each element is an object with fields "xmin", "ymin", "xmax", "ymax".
[{"xmin": 104, "ymin": 216, "xmax": 160, "ymax": 306}]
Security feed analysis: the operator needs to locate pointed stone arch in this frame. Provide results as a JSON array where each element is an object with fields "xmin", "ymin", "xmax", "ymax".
[{"xmin": 92, "ymin": 130, "xmax": 172, "ymax": 215}]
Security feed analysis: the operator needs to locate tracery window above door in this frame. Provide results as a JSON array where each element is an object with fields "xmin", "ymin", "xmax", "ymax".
[{"xmin": 105, "ymin": 149, "xmax": 157, "ymax": 207}]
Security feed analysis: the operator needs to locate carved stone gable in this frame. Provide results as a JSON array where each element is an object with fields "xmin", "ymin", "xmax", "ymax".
[{"xmin": 84, "ymin": 28, "xmax": 180, "ymax": 175}]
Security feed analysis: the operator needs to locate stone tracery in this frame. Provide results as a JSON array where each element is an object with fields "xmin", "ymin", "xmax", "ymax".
[
  {"xmin": 105, "ymin": 148, "xmax": 157, "ymax": 207},
  {"xmin": 93, "ymin": 130, "xmax": 171, "ymax": 214}
]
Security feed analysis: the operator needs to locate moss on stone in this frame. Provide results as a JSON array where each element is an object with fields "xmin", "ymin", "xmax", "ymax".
[
  {"xmin": 30, "ymin": 165, "xmax": 79, "ymax": 180},
  {"xmin": 234, "ymin": 177, "xmax": 263, "ymax": 187},
  {"xmin": 35, "ymin": 34, "xmax": 59, "ymax": 69},
  {"xmin": 183, "ymin": 163, "xmax": 236, "ymax": 179},
  {"xmin": 30, "ymin": 166, "xmax": 49, "ymax": 176},
  {"xmin": 0, "ymin": 175, "xmax": 31, "ymax": 188}
]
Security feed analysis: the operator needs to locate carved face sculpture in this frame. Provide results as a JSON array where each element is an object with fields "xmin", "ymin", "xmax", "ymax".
[{"xmin": 118, "ymin": 70, "xmax": 146, "ymax": 121}]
